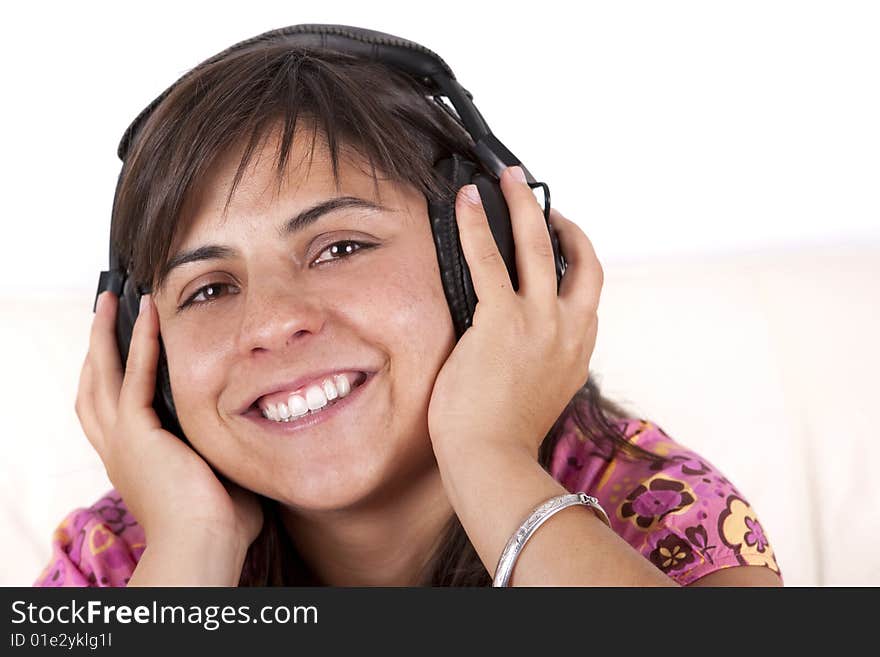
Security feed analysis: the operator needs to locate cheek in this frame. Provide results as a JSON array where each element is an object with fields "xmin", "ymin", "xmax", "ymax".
[
  {"xmin": 163, "ymin": 324, "xmax": 232, "ymax": 425},
  {"xmin": 351, "ymin": 251, "xmax": 455, "ymax": 378}
]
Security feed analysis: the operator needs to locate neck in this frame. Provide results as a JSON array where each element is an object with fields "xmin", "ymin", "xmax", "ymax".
[{"xmin": 279, "ymin": 457, "xmax": 455, "ymax": 587}]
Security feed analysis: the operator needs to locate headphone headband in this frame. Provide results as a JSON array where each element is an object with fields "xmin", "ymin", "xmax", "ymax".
[{"xmin": 117, "ymin": 24, "xmax": 524, "ymax": 179}]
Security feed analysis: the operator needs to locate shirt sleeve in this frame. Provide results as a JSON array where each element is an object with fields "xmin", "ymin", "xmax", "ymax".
[
  {"xmin": 33, "ymin": 490, "xmax": 146, "ymax": 587},
  {"xmin": 552, "ymin": 418, "xmax": 784, "ymax": 586}
]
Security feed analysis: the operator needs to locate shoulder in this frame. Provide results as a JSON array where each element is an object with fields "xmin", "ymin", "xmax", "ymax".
[
  {"xmin": 550, "ymin": 417, "xmax": 783, "ymax": 586},
  {"xmin": 33, "ymin": 489, "xmax": 145, "ymax": 587}
]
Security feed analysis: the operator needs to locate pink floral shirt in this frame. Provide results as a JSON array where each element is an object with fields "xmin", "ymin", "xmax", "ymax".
[{"xmin": 34, "ymin": 418, "xmax": 782, "ymax": 586}]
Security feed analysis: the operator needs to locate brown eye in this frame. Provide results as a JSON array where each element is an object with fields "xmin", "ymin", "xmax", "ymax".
[
  {"xmin": 313, "ymin": 240, "xmax": 373, "ymax": 266},
  {"xmin": 179, "ymin": 282, "xmax": 238, "ymax": 311}
]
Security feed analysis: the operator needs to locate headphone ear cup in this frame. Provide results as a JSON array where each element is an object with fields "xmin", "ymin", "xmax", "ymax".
[
  {"xmin": 429, "ymin": 155, "xmax": 478, "ymax": 339},
  {"xmin": 155, "ymin": 339, "xmax": 186, "ymax": 442},
  {"xmin": 115, "ymin": 275, "xmax": 141, "ymax": 369},
  {"xmin": 115, "ymin": 275, "xmax": 186, "ymax": 441},
  {"xmin": 429, "ymin": 154, "xmax": 521, "ymax": 339}
]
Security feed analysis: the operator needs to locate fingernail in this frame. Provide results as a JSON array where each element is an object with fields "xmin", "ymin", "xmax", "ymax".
[
  {"xmin": 461, "ymin": 184, "xmax": 481, "ymax": 205},
  {"xmin": 509, "ymin": 166, "xmax": 527, "ymax": 183},
  {"xmin": 139, "ymin": 294, "xmax": 151, "ymax": 313}
]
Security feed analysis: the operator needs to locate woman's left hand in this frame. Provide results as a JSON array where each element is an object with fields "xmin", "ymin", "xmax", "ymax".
[{"xmin": 427, "ymin": 165, "xmax": 604, "ymax": 459}]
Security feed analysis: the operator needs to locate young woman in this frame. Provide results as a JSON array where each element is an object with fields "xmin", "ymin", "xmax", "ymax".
[{"xmin": 35, "ymin": 27, "xmax": 782, "ymax": 587}]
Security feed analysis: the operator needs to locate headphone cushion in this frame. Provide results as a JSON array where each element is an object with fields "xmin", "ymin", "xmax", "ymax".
[{"xmin": 429, "ymin": 153, "xmax": 520, "ymax": 339}]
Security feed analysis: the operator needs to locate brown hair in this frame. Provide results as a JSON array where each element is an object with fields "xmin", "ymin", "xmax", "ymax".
[{"xmin": 111, "ymin": 41, "xmax": 666, "ymax": 586}]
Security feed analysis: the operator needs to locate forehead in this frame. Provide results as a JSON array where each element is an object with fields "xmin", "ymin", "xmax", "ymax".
[
  {"xmin": 183, "ymin": 128, "xmax": 370, "ymax": 223},
  {"xmin": 171, "ymin": 123, "xmax": 424, "ymax": 252}
]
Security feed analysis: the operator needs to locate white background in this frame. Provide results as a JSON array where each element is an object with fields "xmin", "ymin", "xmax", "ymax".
[
  {"xmin": 2, "ymin": 1, "xmax": 879, "ymax": 587},
  {"xmin": 1, "ymin": 0, "xmax": 877, "ymax": 298}
]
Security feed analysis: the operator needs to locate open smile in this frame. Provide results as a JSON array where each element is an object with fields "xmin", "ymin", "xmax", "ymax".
[{"xmin": 241, "ymin": 371, "xmax": 376, "ymax": 435}]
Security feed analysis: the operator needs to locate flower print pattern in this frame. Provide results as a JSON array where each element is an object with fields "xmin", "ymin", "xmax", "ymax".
[
  {"xmin": 41, "ymin": 559, "xmax": 66, "ymax": 587},
  {"xmin": 619, "ymin": 476, "xmax": 696, "ymax": 531},
  {"xmin": 674, "ymin": 455, "xmax": 711, "ymax": 477},
  {"xmin": 649, "ymin": 534, "xmax": 696, "ymax": 574},
  {"xmin": 68, "ymin": 526, "xmax": 87, "ymax": 565},
  {"xmin": 744, "ymin": 517, "xmax": 768, "ymax": 552},
  {"xmin": 91, "ymin": 494, "xmax": 139, "ymax": 535},
  {"xmin": 34, "ymin": 490, "xmax": 146, "ymax": 587},
  {"xmin": 684, "ymin": 524, "xmax": 717, "ymax": 565},
  {"xmin": 550, "ymin": 418, "xmax": 783, "ymax": 585},
  {"xmin": 648, "ymin": 453, "xmax": 709, "ymax": 476},
  {"xmin": 718, "ymin": 495, "xmax": 780, "ymax": 574}
]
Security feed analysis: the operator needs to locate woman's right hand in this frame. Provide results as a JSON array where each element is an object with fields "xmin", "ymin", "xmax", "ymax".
[{"xmin": 75, "ymin": 291, "xmax": 264, "ymax": 581}]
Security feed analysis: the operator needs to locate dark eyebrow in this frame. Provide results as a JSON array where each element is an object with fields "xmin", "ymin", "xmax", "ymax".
[
  {"xmin": 280, "ymin": 196, "xmax": 388, "ymax": 237},
  {"xmin": 158, "ymin": 196, "xmax": 389, "ymax": 287}
]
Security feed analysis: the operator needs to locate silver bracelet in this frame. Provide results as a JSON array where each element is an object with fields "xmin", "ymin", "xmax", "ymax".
[{"xmin": 492, "ymin": 491, "xmax": 612, "ymax": 587}]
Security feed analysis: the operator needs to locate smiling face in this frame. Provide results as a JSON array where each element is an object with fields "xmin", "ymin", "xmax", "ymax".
[{"xmin": 152, "ymin": 122, "xmax": 456, "ymax": 510}]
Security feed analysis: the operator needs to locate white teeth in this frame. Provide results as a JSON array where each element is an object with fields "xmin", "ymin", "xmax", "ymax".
[
  {"xmin": 334, "ymin": 374, "xmax": 351, "ymax": 397},
  {"xmin": 323, "ymin": 379, "xmax": 338, "ymax": 401},
  {"xmin": 259, "ymin": 373, "xmax": 364, "ymax": 422},
  {"xmin": 288, "ymin": 394, "xmax": 308, "ymax": 417},
  {"xmin": 305, "ymin": 385, "xmax": 328, "ymax": 410}
]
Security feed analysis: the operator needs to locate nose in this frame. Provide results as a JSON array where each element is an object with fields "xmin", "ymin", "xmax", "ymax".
[{"xmin": 237, "ymin": 277, "xmax": 326, "ymax": 355}]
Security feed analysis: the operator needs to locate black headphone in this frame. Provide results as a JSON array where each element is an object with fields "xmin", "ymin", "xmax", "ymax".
[{"xmin": 94, "ymin": 24, "xmax": 567, "ymax": 439}]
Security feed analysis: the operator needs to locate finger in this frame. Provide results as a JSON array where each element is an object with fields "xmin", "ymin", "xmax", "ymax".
[
  {"xmin": 75, "ymin": 356, "xmax": 106, "ymax": 452},
  {"xmin": 118, "ymin": 294, "xmax": 161, "ymax": 420},
  {"xmin": 89, "ymin": 291, "xmax": 124, "ymax": 428},
  {"xmin": 500, "ymin": 166, "xmax": 557, "ymax": 301},
  {"xmin": 549, "ymin": 209, "xmax": 604, "ymax": 313},
  {"xmin": 456, "ymin": 184, "xmax": 515, "ymax": 302}
]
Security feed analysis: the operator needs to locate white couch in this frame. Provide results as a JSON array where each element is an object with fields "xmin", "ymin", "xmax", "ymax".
[{"xmin": 3, "ymin": 243, "xmax": 877, "ymax": 586}]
